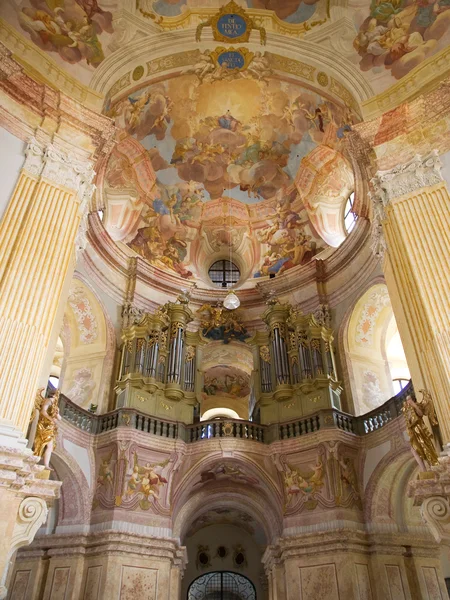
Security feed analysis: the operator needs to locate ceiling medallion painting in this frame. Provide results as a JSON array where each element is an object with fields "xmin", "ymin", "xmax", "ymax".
[{"xmin": 105, "ymin": 70, "xmax": 354, "ymax": 284}]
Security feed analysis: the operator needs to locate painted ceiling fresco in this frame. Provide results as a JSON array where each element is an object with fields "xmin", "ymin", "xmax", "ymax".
[
  {"xmin": 349, "ymin": 0, "xmax": 450, "ymax": 81},
  {"xmin": 150, "ymin": 0, "xmax": 319, "ymax": 23},
  {"xmin": 1, "ymin": 0, "xmax": 118, "ymax": 83},
  {"xmin": 108, "ymin": 74, "xmax": 348, "ymax": 203},
  {"xmin": 1, "ymin": 0, "xmax": 450, "ymax": 90},
  {"xmin": 104, "ymin": 72, "xmax": 352, "ymax": 281}
]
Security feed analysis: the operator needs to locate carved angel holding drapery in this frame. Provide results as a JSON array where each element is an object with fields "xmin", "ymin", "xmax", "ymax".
[
  {"xmin": 402, "ymin": 394, "xmax": 439, "ymax": 471},
  {"xmin": 32, "ymin": 388, "xmax": 61, "ymax": 469}
]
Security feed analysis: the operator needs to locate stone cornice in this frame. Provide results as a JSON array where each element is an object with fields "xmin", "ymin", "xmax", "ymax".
[
  {"xmin": 353, "ymin": 75, "xmax": 450, "ymax": 170},
  {"xmin": 22, "ymin": 530, "xmax": 186, "ymax": 565},
  {"xmin": 0, "ymin": 446, "xmax": 61, "ymax": 501},
  {"xmin": 0, "ymin": 43, "xmax": 115, "ymax": 159},
  {"xmin": 361, "ymin": 44, "xmax": 450, "ymax": 121},
  {"xmin": 0, "ymin": 19, "xmax": 103, "ymax": 111}
]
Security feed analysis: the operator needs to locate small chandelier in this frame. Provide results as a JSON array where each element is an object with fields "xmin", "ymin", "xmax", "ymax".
[
  {"xmin": 223, "ymin": 201, "xmax": 240, "ymax": 310},
  {"xmin": 224, "ymin": 290, "xmax": 240, "ymax": 310}
]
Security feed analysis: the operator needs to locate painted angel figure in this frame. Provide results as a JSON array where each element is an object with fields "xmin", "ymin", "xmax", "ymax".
[
  {"xmin": 186, "ymin": 50, "xmax": 215, "ymax": 82},
  {"xmin": 97, "ymin": 452, "xmax": 114, "ymax": 489},
  {"xmin": 127, "ymin": 452, "xmax": 169, "ymax": 500},
  {"xmin": 244, "ymin": 52, "xmax": 272, "ymax": 81},
  {"xmin": 126, "ymin": 90, "xmax": 152, "ymax": 129}
]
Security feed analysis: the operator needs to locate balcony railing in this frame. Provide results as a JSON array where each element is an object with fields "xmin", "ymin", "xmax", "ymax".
[{"xmin": 58, "ymin": 381, "xmax": 415, "ymax": 444}]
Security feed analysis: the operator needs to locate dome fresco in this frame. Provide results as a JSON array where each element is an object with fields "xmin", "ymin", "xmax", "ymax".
[
  {"xmin": 2, "ymin": 0, "xmax": 448, "ymax": 289},
  {"xmin": 102, "ymin": 72, "xmax": 354, "ymax": 284}
]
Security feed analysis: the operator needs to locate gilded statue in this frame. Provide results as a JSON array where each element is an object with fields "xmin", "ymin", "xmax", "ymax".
[
  {"xmin": 402, "ymin": 394, "xmax": 439, "ymax": 470},
  {"xmin": 33, "ymin": 388, "xmax": 61, "ymax": 470},
  {"xmin": 196, "ymin": 303, "xmax": 249, "ymax": 344}
]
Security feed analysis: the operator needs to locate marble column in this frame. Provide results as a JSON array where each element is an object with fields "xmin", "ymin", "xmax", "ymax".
[
  {"xmin": 370, "ymin": 151, "xmax": 450, "ymax": 446},
  {"xmin": 0, "ymin": 137, "xmax": 94, "ymax": 445}
]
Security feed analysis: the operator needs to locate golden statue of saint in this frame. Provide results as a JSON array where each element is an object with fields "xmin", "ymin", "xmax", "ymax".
[
  {"xmin": 402, "ymin": 394, "xmax": 439, "ymax": 470},
  {"xmin": 33, "ymin": 389, "xmax": 61, "ymax": 470}
]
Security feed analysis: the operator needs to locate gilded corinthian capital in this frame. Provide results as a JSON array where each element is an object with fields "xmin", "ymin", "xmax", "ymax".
[
  {"xmin": 369, "ymin": 150, "xmax": 443, "ymax": 258},
  {"xmin": 24, "ymin": 137, "xmax": 96, "ymax": 201},
  {"xmin": 370, "ymin": 150, "xmax": 443, "ymax": 207}
]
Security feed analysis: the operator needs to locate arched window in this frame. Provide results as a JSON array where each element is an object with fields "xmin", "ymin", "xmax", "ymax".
[
  {"xmin": 344, "ymin": 192, "xmax": 358, "ymax": 233},
  {"xmin": 392, "ymin": 378, "xmax": 410, "ymax": 394},
  {"xmin": 208, "ymin": 260, "xmax": 240, "ymax": 288},
  {"xmin": 188, "ymin": 571, "xmax": 256, "ymax": 600}
]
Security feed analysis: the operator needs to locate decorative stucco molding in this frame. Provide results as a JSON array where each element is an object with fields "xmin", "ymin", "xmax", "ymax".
[
  {"xmin": 122, "ymin": 302, "xmax": 146, "ymax": 329},
  {"xmin": 371, "ymin": 150, "xmax": 443, "ymax": 206},
  {"xmin": 0, "ymin": 497, "xmax": 48, "ymax": 599},
  {"xmin": 408, "ymin": 454, "xmax": 450, "ymax": 545}
]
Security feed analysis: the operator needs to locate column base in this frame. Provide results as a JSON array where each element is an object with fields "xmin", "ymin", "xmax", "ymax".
[
  {"xmin": 0, "ymin": 420, "xmax": 29, "ymax": 451},
  {"xmin": 408, "ymin": 454, "xmax": 450, "ymax": 544},
  {"xmin": 0, "ymin": 441, "xmax": 61, "ymax": 597}
]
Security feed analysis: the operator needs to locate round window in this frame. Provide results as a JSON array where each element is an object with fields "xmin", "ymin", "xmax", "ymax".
[{"xmin": 208, "ymin": 260, "xmax": 240, "ymax": 288}]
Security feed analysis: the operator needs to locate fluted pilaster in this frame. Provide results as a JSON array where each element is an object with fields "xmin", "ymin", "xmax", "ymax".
[
  {"xmin": 371, "ymin": 151, "xmax": 450, "ymax": 445},
  {"xmin": 0, "ymin": 138, "xmax": 94, "ymax": 438}
]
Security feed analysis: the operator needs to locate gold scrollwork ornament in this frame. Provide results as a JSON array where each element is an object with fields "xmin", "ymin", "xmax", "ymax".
[
  {"xmin": 196, "ymin": 0, "xmax": 266, "ymax": 45},
  {"xmin": 260, "ymin": 345, "xmax": 270, "ymax": 363}
]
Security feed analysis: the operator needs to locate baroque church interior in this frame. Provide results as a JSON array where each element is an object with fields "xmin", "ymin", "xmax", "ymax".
[{"xmin": 1, "ymin": 0, "xmax": 450, "ymax": 597}]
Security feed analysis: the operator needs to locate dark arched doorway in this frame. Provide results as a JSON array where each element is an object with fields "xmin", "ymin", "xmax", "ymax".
[{"xmin": 188, "ymin": 571, "xmax": 256, "ymax": 599}]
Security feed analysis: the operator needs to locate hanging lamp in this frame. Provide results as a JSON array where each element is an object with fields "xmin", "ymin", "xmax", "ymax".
[{"xmin": 223, "ymin": 200, "xmax": 240, "ymax": 310}]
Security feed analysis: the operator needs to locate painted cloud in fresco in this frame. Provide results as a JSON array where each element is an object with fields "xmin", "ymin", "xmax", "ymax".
[
  {"xmin": 352, "ymin": 0, "xmax": 450, "ymax": 79},
  {"xmin": 149, "ymin": 0, "xmax": 319, "ymax": 24},
  {"xmin": 15, "ymin": 0, "xmax": 113, "ymax": 68}
]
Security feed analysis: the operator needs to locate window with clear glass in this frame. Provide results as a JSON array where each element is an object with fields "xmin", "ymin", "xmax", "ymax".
[
  {"xmin": 344, "ymin": 192, "xmax": 358, "ymax": 233},
  {"xmin": 208, "ymin": 260, "xmax": 240, "ymax": 288},
  {"xmin": 392, "ymin": 378, "xmax": 410, "ymax": 394}
]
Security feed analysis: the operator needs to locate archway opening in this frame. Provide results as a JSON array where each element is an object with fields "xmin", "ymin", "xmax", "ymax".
[{"xmin": 345, "ymin": 283, "xmax": 410, "ymax": 414}]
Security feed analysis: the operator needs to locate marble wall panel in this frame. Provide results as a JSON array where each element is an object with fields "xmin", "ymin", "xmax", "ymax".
[
  {"xmin": 355, "ymin": 563, "xmax": 373, "ymax": 600},
  {"xmin": 385, "ymin": 565, "xmax": 406, "ymax": 600},
  {"xmin": 422, "ymin": 566, "xmax": 444, "ymax": 600},
  {"xmin": 299, "ymin": 563, "xmax": 339, "ymax": 599},
  {"xmin": 119, "ymin": 566, "xmax": 158, "ymax": 599},
  {"xmin": 84, "ymin": 566, "xmax": 102, "ymax": 600},
  {"xmin": 9, "ymin": 570, "xmax": 31, "ymax": 600}
]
